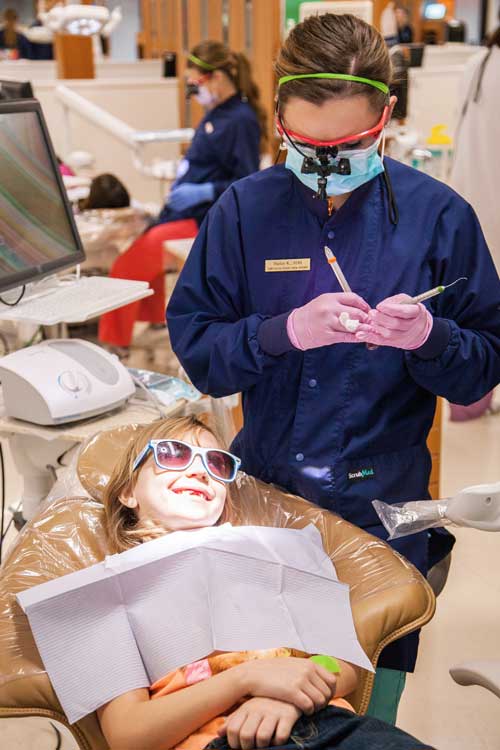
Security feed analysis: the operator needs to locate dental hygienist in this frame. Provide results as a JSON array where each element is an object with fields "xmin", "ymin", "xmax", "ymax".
[
  {"xmin": 167, "ymin": 13, "xmax": 500, "ymax": 721},
  {"xmin": 156, "ymin": 40, "xmax": 265, "ymax": 227}
]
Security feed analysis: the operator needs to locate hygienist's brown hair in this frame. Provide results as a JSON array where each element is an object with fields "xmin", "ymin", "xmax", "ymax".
[
  {"xmin": 275, "ymin": 13, "xmax": 392, "ymax": 114},
  {"xmin": 189, "ymin": 39, "xmax": 268, "ymax": 148}
]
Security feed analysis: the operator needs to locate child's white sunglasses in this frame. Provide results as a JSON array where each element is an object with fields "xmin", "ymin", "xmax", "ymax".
[{"xmin": 133, "ymin": 439, "xmax": 241, "ymax": 483}]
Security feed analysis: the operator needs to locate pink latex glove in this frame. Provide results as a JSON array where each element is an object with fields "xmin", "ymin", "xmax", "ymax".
[
  {"xmin": 355, "ymin": 293, "xmax": 433, "ymax": 350},
  {"xmin": 287, "ymin": 293, "xmax": 370, "ymax": 350}
]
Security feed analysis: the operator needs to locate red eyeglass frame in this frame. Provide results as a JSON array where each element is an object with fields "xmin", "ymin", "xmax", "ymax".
[
  {"xmin": 185, "ymin": 66, "xmax": 213, "ymax": 84},
  {"xmin": 276, "ymin": 105, "xmax": 389, "ymax": 149}
]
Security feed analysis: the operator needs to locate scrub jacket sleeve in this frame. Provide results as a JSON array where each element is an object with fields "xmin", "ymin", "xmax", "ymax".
[
  {"xmin": 406, "ymin": 200, "xmax": 500, "ymax": 403},
  {"xmin": 210, "ymin": 117, "xmax": 261, "ymax": 199},
  {"xmin": 167, "ymin": 189, "xmax": 285, "ymax": 397}
]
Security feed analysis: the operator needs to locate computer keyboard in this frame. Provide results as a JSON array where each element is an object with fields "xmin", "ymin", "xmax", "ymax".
[{"xmin": 0, "ymin": 276, "xmax": 153, "ymax": 325}]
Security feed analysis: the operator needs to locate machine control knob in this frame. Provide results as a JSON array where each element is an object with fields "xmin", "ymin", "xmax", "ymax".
[{"xmin": 58, "ymin": 370, "xmax": 90, "ymax": 394}]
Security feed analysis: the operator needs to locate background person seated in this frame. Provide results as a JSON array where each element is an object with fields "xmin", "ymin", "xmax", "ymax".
[
  {"xmin": 97, "ymin": 217, "xmax": 198, "ymax": 350},
  {"xmin": 75, "ymin": 173, "xmax": 149, "ymax": 275},
  {"xmin": 80, "ymin": 173, "xmax": 131, "ymax": 211}
]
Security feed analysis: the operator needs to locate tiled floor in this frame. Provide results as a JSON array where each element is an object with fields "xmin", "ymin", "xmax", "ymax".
[{"xmin": 1, "ymin": 403, "xmax": 499, "ymax": 748}]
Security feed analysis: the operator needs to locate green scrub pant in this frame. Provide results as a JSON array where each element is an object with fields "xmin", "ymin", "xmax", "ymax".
[{"xmin": 365, "ymin": 667, "xmax": 407, "ymax": 725}]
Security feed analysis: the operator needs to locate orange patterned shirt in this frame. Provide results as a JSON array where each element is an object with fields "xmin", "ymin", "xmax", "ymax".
[{"xmin": 150, "ymin": 649, "xmax": 354, "ymax": 750}]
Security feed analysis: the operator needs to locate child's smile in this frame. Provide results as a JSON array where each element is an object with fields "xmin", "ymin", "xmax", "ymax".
[
  {"xmin": 122, "ymin": 429, "xmax": 227, "ymax": 530},
  {"xmin": 170, "ymin": 483, "xmax": 215, "ymax": 501}
]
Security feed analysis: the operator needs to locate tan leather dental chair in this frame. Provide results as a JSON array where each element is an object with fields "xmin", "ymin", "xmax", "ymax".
[{"xmin": 0, "ymin": 424, "xmax": 436, "ymax": 750}]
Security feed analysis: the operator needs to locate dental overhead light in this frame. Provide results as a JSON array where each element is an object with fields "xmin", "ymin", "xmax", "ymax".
[
  {"xmin": 38, "ymin": 3, "xmax": 122, "ymax": 38},
  {"xmin": 56, "ymin": 85, "xmax": 195, "ymax": 181}
]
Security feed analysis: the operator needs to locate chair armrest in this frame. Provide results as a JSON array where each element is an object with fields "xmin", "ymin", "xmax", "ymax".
[
  {"xmin": 0, "ymin": 674, "xmax": 107, "ymax": 750},
  {"xmin": 450, "ymin": 660, "xmax": 500, "ymax": 699},
  {"xmin": 228, "ymin": 476, "xmax": 436, "ymax": 713}
]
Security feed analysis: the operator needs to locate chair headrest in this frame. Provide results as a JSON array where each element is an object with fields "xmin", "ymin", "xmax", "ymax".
[{"xmin": 77, "ymin": 424, "xmax": 141, "ymax": 501}]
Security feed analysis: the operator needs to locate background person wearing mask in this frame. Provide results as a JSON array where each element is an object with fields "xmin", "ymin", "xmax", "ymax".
[
  {"xmin": 156, "ymin": 40, "xmax": 266, "ymax": 228},
  {"xmin": 100, "ymin": 39, "xmax": 265, "ymax": 350},
  {"xmin": 0, "ymin": 9, "xmax": 31, "ymax": 60},
  {"xmin": 99, "ymin": 42, "xmax": 265, "ymax": 350},
  {"xmin": 167, "ymin": 13, "xmax": 500, "ymax": 724},
  {"xmin": 448, "ymin": 13, "xmax": 500, "ymax": 420}
]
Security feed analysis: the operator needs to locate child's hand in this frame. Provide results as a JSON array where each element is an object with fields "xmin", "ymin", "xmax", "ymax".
[
  {"xmin": 236, "ymin": 656, "xmax": 336, "ymax": 715},
  {"xmin": 218, "ymin": 696, "xmax": 301, "ymax": 749}
]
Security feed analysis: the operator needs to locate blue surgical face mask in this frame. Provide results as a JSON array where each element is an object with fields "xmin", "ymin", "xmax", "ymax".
[
  {"xmin": 285, "ymin": 133, "xmax": 385, "ymax": 196},
  {"xmin": 194, "ymin": 84, "xmax": 217, "ymax": 108}
]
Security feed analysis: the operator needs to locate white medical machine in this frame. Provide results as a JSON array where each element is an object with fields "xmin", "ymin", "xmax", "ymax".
[
  {"xmin": 0, "ymin": 98, "xmax": 156, "ymax": 524},
  {"xmin": 0, "ymin": 100, "xmax": 144, "ymax": 424},
  {"xmin": 374, "ymin": 480, "xmax": 500, "ymax": 707},
  {"xmin": 25, "ymin": 3, "xmax": 122, "ymax": 61},
  {"xmin": 373, "ymin": 481, "xmax": 500, "ymax": 538},
  {"xmin": 37, "ymin": 3, "xmax": 121, "ymax": 38},
  {"xmin": 0, "ymin": 99, "xmax": 152, "ymax": 326},
  {"xmin": 55, "ymin": 85, "xmax": 195, "ymax": 184},
  {"xmin": 0, "ymin": 339, "xmax": 134, "ymax": 426}
]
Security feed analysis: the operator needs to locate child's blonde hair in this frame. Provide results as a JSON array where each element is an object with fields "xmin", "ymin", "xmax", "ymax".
[{"xmin": 103, "ymin": 415, "xmax": 233, "ymax": 554}]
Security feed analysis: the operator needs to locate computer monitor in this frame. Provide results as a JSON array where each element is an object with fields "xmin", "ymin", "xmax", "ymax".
[
  {"xmin": 0, "ymin": 99, "xmax": 85, "ymax": 294},
  {"xmin": 0, "ymin": 79, "xmax": 34, "ymax": 100},
  {"xmin": 424, "ymin": 3, "xmax": 447, "ymax": 20}
]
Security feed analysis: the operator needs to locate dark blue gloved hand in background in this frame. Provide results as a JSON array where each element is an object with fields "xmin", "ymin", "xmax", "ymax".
[{"xmin": 167, "ymin": 183, "xmax": 215, "ymax": 212}]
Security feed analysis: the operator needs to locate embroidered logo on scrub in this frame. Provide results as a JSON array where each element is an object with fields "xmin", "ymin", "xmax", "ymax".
[
  {"xmin": 347, "ymin": 467, "xmax": 375, "ymax": 482},
  {"xmin": 265, "ymin": 258, "xmax": 311, "ymax": 272}
]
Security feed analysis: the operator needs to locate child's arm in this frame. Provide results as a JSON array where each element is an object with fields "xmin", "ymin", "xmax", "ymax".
[
  {"xmin": 98, "ymin": 669, "xmax": 244, "ymax": 750},
  {"xmin": 325, "ymin": 657, "xmax": 359, "ymax": 698},
  {"xmin": 218, "ymin": 658, "xmax": 360, "ymax": 749},
  {"xmin": 339, "ymin": 660, "xmax": 359, "ymax": 696},
  {"xmin": 98, "ymin": 657, "xmax": 337, "ymax": 750}
]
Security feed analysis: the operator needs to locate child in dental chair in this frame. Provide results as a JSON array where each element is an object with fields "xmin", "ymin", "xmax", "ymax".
[{"xmin": 99, "ymin": 415, "xmax": 433, "ymax": 750}]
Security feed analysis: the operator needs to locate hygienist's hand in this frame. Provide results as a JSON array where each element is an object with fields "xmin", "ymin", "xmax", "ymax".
[
  {"xmin": 236, "ymin": 656, "xmax": 336, "ymax": 714},
  {"xmin": 167, "ymin": 182, "xmax": 215, "ymax": 212},
  {"xmin": 218, "ymin": 697, "xmax": 301, "ymax": 749},
  {"xmin": 355, "ymin": 293, "xmax": 433, "ymax": 350},
  {"xmin": 287, "ymin": 293, "xmax": 370, "ymax": 350}
]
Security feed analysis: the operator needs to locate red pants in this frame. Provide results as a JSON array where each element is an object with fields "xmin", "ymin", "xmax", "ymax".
[{"xmin": 98, "ymin": 219, "xmax": 197, "ymax": 347}]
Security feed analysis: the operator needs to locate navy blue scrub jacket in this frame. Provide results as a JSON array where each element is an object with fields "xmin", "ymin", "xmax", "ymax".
[
  {"xmin": 158, "ymin": 94, "xmax": 261, "ymax": 227},
  {"xmin": 167, "ymin": 159, "xmax": 500, "ymax": 670}
]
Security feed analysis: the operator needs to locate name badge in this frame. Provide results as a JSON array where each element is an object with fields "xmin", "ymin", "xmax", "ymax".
[{"xmin": 265, "ymin": 258, "xmax": 311, "ymax": 273}]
